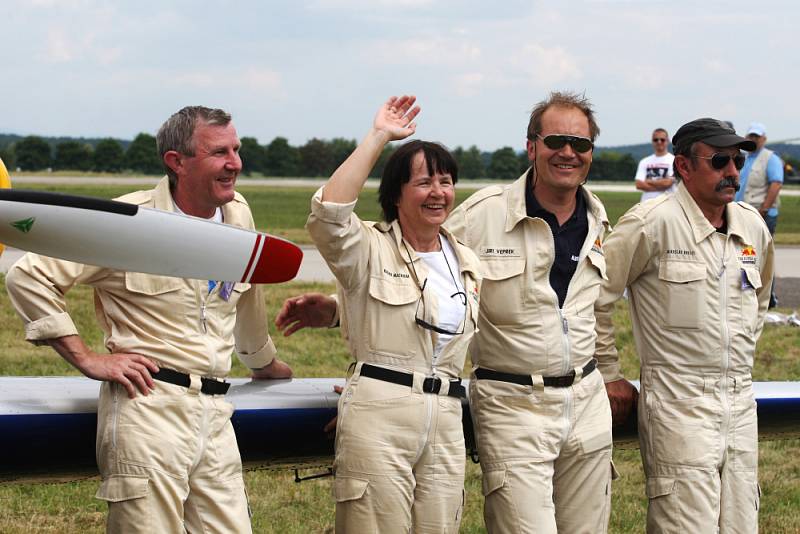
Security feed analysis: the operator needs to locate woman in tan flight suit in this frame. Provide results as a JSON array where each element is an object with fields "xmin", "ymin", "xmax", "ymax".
[{"xmin": 305, "ymin": 95, "xmax": 481, "ymax": 533}]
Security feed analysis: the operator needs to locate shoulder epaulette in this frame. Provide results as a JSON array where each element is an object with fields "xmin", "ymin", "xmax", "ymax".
[{"xmin": 461, "ymin": 184, "xmax": 505, "ymax": 208}]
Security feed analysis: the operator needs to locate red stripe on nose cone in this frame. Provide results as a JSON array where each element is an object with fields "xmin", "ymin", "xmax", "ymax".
[
  {"xmin": 247, "ymin": 236, "xmax": 303, "ymax": 283},
  {"xmin": 250, "ymin": 235, "xmax": 303, "ymax": 284},
  {"xmin": 241, "ymin": 233, "xmax": 264, "ymax": 283}
]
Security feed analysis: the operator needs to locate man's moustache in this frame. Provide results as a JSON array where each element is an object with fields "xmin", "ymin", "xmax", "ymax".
[{"xmin": 715, "ymin": 177, "xmax": 740, "ymax": 192}]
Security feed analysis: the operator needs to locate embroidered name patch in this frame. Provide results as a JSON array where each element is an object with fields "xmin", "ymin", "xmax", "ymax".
[
  {"xmin": 383, "ymin": 268, "xmax": 410, "ymax": 279},
  {"xmin": 665, "ymin": 248, "xmax": 696, "ymax": 257},
  {"xmin": 480, "ymin": 247, "xmax": 520, "ymax": 258}
]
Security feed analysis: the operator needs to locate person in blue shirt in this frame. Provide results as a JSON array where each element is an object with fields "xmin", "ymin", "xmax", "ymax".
[{"xmin": 735, "ymin": 122, "xmax": 783, "ymax": 307}]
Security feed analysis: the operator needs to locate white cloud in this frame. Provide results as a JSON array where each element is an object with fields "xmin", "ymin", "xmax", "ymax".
[
  {"xmin": 514, "ymin": 44, "xmax": 583, "ymax": 87},
  {"xmin": 43, "ymin": 28, "xmax": 75, "ymax": 62},
  {"xmin": 242, "ymin": 68, "xmax": 285, "ymax": 95}
]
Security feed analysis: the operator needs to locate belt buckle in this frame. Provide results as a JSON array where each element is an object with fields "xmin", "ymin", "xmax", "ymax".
[{"xmin": 423, "ymin": 376, "xmax": 442, "ymax": 394}]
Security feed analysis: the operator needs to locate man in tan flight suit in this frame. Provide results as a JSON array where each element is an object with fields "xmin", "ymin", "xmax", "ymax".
[
  {"xmin": 595, "ymin": 118, "xmax": 774, "ymax": 533},
  {"xmin": 6, "ymin": 106, "xmax": 292, "ymax": 533},
  {"xmin": 445, "ymin": 91, "xmax": 618, "ymax": 533}
]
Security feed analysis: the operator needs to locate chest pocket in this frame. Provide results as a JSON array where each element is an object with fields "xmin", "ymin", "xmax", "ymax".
[
  {"xmin": 658, "ymin": 261, "xmax": 706, "ymax": 330},
  {"xmin": 366, "ymin": 277, "xmax": 420, "ymax": 358},
  {"xmin": 124, "ymin": 272, "xmax": 183, "ymax": 296},
  {"xmin": 479, "ymin": 258, "xmax": 525, "ymax": 326}
]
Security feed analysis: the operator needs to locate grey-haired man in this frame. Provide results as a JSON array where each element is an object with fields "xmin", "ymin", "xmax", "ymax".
[{"xmin": 595, "ymin": 118, "xmax": 774, "ymax": 533}]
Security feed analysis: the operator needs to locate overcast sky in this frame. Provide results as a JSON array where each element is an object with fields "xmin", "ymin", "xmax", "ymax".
[{"xmin": 3, "ymin": 0, "xmax": 798, "ymax": 151}]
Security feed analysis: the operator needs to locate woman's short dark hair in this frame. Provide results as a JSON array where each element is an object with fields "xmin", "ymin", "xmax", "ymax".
[{"xmin": 378, "ymin": 140, "xmax": 458, "ymax": 222}]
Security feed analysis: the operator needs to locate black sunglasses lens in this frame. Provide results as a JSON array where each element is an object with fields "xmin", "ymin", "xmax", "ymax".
[
  {"xmin": 542, "ymin": 135, "xmax": 567, "ymax": 150},
  {"xmin": 571, "ymin": 138, "xmax": 593, "ymax": 153},
  {"xmin": 653, "ymin": 138, "xmax": 667, "ymax": 142},
  {"xmin": 542, "ymin": 135, "xmax": 592, "ymax": 153},
  {"xmin": 710, "ymin": 153, "xmax": 746, "ymax": 170}
]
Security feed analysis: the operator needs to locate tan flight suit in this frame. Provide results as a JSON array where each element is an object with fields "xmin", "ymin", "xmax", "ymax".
[
  {"xmin": 595, "ymin": 183, "xmax": 774, "ymax": 533},
  {"xmin": 445, "ymin": 171, "xmax": 615, "ymax": 534},
  {"xmin": 6, "ymin": 177, "xmax": 276, "ymax": 534},
  {"xmin": 307, "ymin": 187, "xmax": 481, "ymax": 534}
]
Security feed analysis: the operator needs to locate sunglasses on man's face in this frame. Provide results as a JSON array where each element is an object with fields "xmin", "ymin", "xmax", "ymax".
[
  {"xmin": 693, "ymin": 152, "xmax": 746, "ymax": 170},
  {"xmin": 537, "ymin": 134, "xmax": 594, "ymax": 153},
  {"xmin": 652, "ymin": 138, "xmax": 667, "ymax": 143}
]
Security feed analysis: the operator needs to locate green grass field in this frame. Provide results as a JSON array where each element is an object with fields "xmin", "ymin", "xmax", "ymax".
[{"xmin": 1, "ymin": 183, "xmax": 799, "ymax": 532}]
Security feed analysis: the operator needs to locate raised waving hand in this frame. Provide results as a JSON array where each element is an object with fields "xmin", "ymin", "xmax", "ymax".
[
  {"xmin": 374, "ymin": 95, "xmax": 420, "ymax": 142},
  {"xmin": 322, "ymin": 94, "xmax": 421, "ymax": 204}
]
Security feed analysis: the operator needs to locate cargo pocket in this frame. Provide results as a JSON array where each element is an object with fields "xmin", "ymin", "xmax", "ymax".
[
  {"xmin": 658, "ymin": 261, "xmax": 706, "ymax": 329},
  {"xmin": 333, "ymin": 476, "xmax": 369, "ymax": 504},
  {"xmin": 645, "ymin": 476, "xmax": 676, "ymax": 529},
  {"xmin": 96, "ymin": 473, "xmax": 150, "ymax": 502},
  {"xmin": 481, "ymin": 468, "xmax": 507, "ymax": 497},
  {"xmin": 96, "ymin": 474, "xmax": 151, "ymax": 531}
]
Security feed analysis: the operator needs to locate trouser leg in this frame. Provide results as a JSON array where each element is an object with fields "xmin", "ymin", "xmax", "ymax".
[
  {"xmin": 645, "ymin": 469, "xmax": 720, "ymax": 534},
  {"xmin": 183, "ymin": 398, "xmax": 252, "ymax": 534},
  {"xmin": 335, "ymin": 473, "xmax": 414, "ymax": 534},
  {"xmin": 719, "ymin": 388, "xmax": 759, "ymax": 534},
  {"xmin": 482, "ymin": 461, "xmax": 557, "ymax": 534},
  {"xmin": 765, "ymin": 213, "xmax": 778, "ymax": 307},
  {"xmin": 639, "ymin": 371, "xmax": 724, "ymax": 533},
  {"xmin": 412, "ymin": 395, "xmax": 466, "ymax": 534},
  {"xmin": 553, "ymin": 371, "xmax": 614, "ymax": 534},
  {"xmin": 719, "ymin": 467, "xmax": 759, "ymax": 534},
  {"xmin": 333, "ymin": 375, "xmax": 424, "ymax": 534},
  {"xmin": 96, "ymin": 382, "xmax": 193, "ymax": 533},
  {"xmin": 553, "ymin": 446, "xmax": 612, "ymax": 533}
]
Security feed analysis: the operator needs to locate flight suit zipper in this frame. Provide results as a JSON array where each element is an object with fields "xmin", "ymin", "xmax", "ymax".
[
  {"xmin": 200, "ymin": 281, "xmax": 219, "ymax": 376},
  {"xmin": 191, "ymin": 394, "xmax": 210, "ymax": 472},
  {"xmin": 717, "ymin": 234, "xmax": 732, "ymax": 463}
]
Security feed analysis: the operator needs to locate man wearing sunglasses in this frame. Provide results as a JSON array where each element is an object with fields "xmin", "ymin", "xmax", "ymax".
[
  {"xmin": 445, "ymin": 91, "xmax": 616, "ymax": 533},
  {"xmin": 735, "ymin": 122, "xmax": 784, "ymax": 308},
  {"xmin": 595, "ymin": 118, "xmax": 774, "ymax": 533},
  {"xmin": 634, "ymin": 128, "xmax": 676, "ymax": 202}
]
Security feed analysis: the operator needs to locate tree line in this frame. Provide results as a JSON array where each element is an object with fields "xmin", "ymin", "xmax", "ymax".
[{"xmin": 1, "ymin": 133, "xmax": 693, "ymax": 181}]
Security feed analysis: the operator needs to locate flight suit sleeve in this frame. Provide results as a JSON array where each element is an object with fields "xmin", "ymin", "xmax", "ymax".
[
  {"xmin": 5, "ymin": 253, "xmax": 108, "ymax": 344},
  {"xmin": 306, "ymin": 186, "xmax": 371, "ymax": 290},
  {"xmin": 234, "ymin": 283, "xmax": 278, "ymax": 369},
  {"xmin": 594, "ymin": 211, "xmax": 653, "ymax": 382}
]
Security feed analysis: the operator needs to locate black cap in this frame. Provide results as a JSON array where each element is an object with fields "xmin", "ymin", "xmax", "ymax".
[{"xmin": 672, "ymin": 118, "xmax": 756, "ymax": 153}]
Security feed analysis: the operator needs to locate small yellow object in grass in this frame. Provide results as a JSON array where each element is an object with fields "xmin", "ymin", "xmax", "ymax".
[{"xmin": 0, "ymin": 157, "xmax": 10, "ymax": 258}]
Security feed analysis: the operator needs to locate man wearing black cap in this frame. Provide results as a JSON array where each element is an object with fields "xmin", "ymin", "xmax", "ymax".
[{"xmin": 594, "ymin": 118, "xmax": 774, "ymax": 532}]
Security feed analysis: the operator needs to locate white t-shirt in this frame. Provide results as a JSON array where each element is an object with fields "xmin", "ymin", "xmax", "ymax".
[
  {"xmin": 417, "ymin": 237, "xmax": 466, "ymax": 364},
  {"xmin": 173, "ymin": 199, "xmax": 223, "ymax": 223},
  {"xmin": 634, "ymin": 153, "xmax": 676, "ymax": 202}
]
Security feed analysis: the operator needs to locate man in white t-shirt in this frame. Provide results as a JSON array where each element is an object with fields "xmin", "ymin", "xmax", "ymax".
[{"xmin": 634, "ymin": 128, "xmax": 676, "ymax": 202}]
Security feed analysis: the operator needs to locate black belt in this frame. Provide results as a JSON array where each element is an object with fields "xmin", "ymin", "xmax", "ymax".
[
  {"xmin": 475, "ymin": 359, "xmax": 597, "ymax": 388},
  {"xmin": 360, "ymin": 363, "xmax": 466, "ymax": 399},
  {"xmin": 152, "ymin": 367, "xmax": 230, "ymax": 395}
]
